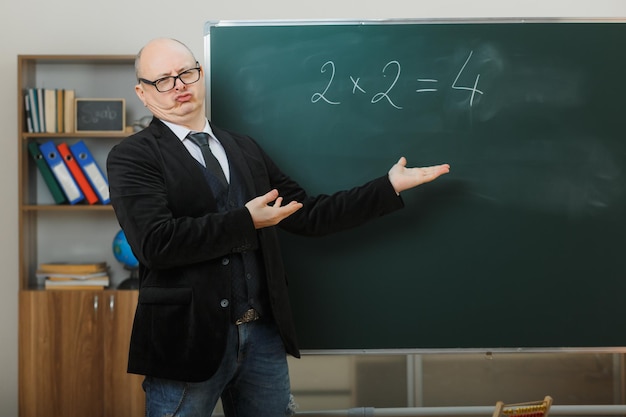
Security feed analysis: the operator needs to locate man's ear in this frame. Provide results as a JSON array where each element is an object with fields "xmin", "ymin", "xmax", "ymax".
[{"xmin": 135, "ymin": 84, "xmax": 147, "ymax": 107}]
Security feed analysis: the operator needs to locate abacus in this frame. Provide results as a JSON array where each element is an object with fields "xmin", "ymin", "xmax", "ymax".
[{"xmin": 492, "ymin": 396, "xmax": 553, "ymax": 417}]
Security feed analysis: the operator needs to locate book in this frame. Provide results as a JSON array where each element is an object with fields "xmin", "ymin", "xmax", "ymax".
[
  {"xmin": 63, "ymin": 89, "xmax": 75, "ymax": 133},
  {"xmin": 70, "ymin": 140, "xmax": 110, "ymax": 204},
  {"xmin": 39, "ymin": 140, "xmax": 84, "ymax": 204},
  {"xmin": 37, "ymin": 261, "xmax": 108, "ymax": 274},
  {"xmin": 44, "ymin": 277, "xmax": 109, "ymax": 288},
  {"xmin": 27, "ymin": 88, "xmax": 40, "ymax": 133},
  {"xmin": 56, "ymin": 89, "xmax": 64, "ymax": 133},
  {"xmin": 37, "ymin": 88, "xmax": 46, "ymax": 133},
  {"xmin": 24, "ymin": 93, "xmax": 33, "ymax": 133},
  {"xmin": 45, "ymin": 277, "xmax": 109, "ymax": 286},
  {"xmin": 27, "ymin": 142, "xmax": 67, "ymax": 204},
  {"xmin": 44, "ymin": 270, "xmax": 110, "ymax": 289},
  {"xmin": 37, "ymin": 271, "xmax": 109, "ymax": 281},
  {"xmin": 39, "ymin": 261, "xmax": 110, "ymax": 290},
  {"xmin": 44, "ymin": 89, "xmax": 57, "ymax": 133},
  {"xmin": 44, "ymin": 283, "xmax": 106, "ymax": 290},
  {"xmin": 57, "ymin": 142, "xmax": 98, "ymax": 204}
]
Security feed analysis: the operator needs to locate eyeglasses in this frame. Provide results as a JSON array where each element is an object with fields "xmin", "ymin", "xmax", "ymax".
[{"xmin": 138, "ymin": 62, "xmax": 202, "ymax": 92}]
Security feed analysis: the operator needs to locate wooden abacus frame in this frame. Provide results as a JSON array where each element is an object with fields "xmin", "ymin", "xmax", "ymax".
[{"xmin": 493, "ymin": 396, "xmax": 553, "ymax": 417}]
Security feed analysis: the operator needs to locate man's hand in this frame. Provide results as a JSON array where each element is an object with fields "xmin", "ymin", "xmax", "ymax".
[
  {"xmin": 388, "ymin": 157, "xmax": 450, "ymax": 194},
  {"xmin": 245, "ymin": 189, "xmax": 303, "ymax": 229}
]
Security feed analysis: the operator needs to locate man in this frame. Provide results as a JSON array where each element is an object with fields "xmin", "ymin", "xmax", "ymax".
[{"xmin": 107, "ymin": 37, "xmax": 450, "ymax": 417}]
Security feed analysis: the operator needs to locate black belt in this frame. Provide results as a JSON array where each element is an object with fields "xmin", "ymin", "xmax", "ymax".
[{"xmin": 235, "ymin": 308, "xmax": 260, "ymax": 325}]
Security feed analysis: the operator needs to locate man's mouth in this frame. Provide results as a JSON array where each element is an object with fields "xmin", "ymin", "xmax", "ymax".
[{"xmin": 176, "ymin": 93, "xmax": 192, "ymax": 102}]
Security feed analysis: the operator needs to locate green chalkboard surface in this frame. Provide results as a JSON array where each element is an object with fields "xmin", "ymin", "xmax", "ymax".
[{"xmin": 205, "ymin": 20, "xmax": 626, "ymax": 350}]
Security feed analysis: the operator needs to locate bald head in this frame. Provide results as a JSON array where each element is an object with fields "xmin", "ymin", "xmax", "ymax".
[{"xmin": 135, "ymin": 38, "xmax": 197, "ymax": 81}]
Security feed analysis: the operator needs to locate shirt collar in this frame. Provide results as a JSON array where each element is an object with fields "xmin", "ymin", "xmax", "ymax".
[{"xmin": 162, "ymin": 119, "xmax": 216, "ymax": 142}]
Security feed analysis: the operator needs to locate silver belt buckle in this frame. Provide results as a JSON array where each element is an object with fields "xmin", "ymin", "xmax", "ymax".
[{"xmin": 235, "ymin": 308, "xmax": 260, "ymax": 325}]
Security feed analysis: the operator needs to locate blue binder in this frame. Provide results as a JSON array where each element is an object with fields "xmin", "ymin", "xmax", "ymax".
[
  {"xmin": 69, "ymin": 140, "xmax": 110, "ymax": 204},
  {"xmin": 39, "ymin": 141, "xmax": 84, "ymax": 205}
]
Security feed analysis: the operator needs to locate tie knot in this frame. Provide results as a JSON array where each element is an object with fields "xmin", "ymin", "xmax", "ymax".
[{"xmin": 187, "ymin": 132, "xmax": 210, "ymax": 147}]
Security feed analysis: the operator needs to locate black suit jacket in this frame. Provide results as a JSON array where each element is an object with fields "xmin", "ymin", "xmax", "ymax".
[{"xmin": 106, "ymin": 118, "xmax": 404, "ymax": 382}]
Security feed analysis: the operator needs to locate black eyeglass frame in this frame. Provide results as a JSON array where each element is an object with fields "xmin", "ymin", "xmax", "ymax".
[{"xmin": 138, "ymin": 62, "xmax": 202, "ymax": 92}]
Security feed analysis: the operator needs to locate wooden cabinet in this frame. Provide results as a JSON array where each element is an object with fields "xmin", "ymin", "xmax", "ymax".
[
  {"xmin": 17, "ymin": 55, "xmax": 149, "ymax": 416},
  {"xmin": 103, "ymin": 290, "xmax": 145, "ymax": 417},
  {"xmin": 19, "ymin": 290, "xmax": 144, "ymax": 417}
]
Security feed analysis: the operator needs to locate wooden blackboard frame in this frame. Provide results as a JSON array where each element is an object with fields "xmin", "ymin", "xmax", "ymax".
[{"xmin": 204, "ymin": 19, "xmax": 626, "ymax": 353}]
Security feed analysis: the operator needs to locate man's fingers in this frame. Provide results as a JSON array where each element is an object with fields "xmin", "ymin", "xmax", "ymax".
[{"xmin": 262, "ymin": 189, "xmax": 279, "ymax": 204}]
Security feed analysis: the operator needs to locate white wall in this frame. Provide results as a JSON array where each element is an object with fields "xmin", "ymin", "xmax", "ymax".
[{"xmin": 1, "ymin": 1, "xmax": 625, "ymax": 415}]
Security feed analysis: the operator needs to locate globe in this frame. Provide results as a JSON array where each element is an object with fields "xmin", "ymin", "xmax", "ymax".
[{"xmin": 112, "ymin": 229, "xmax": 139, "ymax": 289}]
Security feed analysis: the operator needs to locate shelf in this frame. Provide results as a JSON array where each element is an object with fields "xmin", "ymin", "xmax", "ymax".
[
  {"xmin": 18, "ymin": 54, "xmax": 135, "ymax": 65},
  {"xmin": 24, "ymin": 284, "xmax": 119, "ymax": 294},
  {"xmin": 17, "ymin": 54, "xmax": 146, "ymax": 291},
  {"xmin": 21, "ymin": 132, "xmax": 131, "ymax": 139},
  {"xmin": 21, "ymin": 204, "xmax": 114, "ymax": 212}
]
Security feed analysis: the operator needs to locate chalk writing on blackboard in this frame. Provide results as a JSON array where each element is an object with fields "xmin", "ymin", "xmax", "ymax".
[
  {"xmin": 311, "ymin": 50, "xmax": 484, "ymax": 108},
  {"xmin": 311, "ymin": 61, "xmax": 340, "ymax": 105},
  {"xmin": 370, "ymin": 60, "xmax": 403, "ymax": 109},
  {"xmin": 75, "ymin": 99, "xmax": 126, "ymax": 132}
]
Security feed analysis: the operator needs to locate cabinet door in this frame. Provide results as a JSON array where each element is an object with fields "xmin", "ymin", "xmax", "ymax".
[
  {"xmin": 19, "ymin": 290, "xmax": 105, "ymax": 417},
  {"xmin": 103, "ymin": 290, "xmax": 145, "ymax": 417}
]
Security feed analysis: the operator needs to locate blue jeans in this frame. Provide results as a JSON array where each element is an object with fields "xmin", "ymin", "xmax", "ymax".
[{"xmin": 143, "ymin": 320, "xmax": 296, "ymax": 417}]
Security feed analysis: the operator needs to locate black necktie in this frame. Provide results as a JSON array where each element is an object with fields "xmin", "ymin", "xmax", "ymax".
[{"xmin": 187, "ymin": 132, "xmax": 228, "ymax": 188}]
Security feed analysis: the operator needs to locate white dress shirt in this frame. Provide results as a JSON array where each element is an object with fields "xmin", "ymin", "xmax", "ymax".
[{"xmin": 163, "ymin": 119, "xmax": 230, "ymax": 183}]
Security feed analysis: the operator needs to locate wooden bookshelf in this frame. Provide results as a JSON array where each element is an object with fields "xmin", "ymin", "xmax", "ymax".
[{"xmin": 17, "ymin": 54, "xmax": 146, "ymax": 417}]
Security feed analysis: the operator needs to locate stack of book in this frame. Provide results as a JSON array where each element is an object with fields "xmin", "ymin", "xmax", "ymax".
[
  {"xmin": 24, "ymin": 87, "xmax": 75, "ymax": 134},
  {"xmin": 27, "ymin": 139, "xmax": 110, "ymax": 205},
  {"xmin": 37, "ymin": 262, "xmax": 110, "ymax": 290}
]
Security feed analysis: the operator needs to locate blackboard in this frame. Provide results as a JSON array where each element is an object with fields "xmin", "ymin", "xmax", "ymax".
[
  {"xmin": 75, "ymin": 99, "xmax": 126, "ymax": 132},
  {"xmin": 205, "ymin": 20, "xmax": 626, "ymax": 351}
]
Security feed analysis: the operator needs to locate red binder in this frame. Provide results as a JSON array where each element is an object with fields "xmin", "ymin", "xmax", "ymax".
[{"xmin": 57, "ymin": 142, "xmax": 99, "ymax": 205}]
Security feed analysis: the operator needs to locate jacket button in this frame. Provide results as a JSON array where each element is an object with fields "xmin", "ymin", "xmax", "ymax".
[
  {"xmin": 222, "ymin": 257, "xmax": 230, "ymax": 266},
  {"xmin": 220, "ymin": 299, "xmax": 229, "ymax": 308}
]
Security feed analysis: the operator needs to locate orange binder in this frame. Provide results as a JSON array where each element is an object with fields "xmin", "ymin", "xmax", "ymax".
[{"xmin": 57, "ymin": 142, "xmax": 99, "ymax": 205}]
